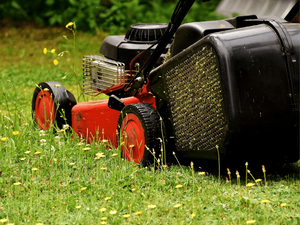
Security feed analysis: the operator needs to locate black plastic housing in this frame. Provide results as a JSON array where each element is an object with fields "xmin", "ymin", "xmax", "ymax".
[
  {"xmin": 150, "ymin": 20, "xmax": 300, "ymax": 163},
  {"xmin": 170, "ymin": 19, "xmax": 235, "ymax": 56},
  {"xmin": 170, "ymin": 15, "xmax": 289, "ymax": 57}
]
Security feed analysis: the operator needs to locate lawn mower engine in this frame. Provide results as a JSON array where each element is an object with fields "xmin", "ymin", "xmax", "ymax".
[
  {"xmin": 32, "ymin": 0, "xmax": 300, "ymax": 166},
  {"xmin": 82, "ymin": 23, "xmax": 170, "ymax": 97}
]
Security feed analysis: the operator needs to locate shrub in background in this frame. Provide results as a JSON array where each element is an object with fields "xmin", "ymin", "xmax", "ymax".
[{"xmin": 0, "ymin": 0, "xmax": 224, "ymax": 34}]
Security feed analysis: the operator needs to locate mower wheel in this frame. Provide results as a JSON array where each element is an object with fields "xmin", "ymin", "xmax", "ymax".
[
  {"xmin": 32, "ymin": 81, "xmax": 76, "ymax": 130},
  {"xmin": 117, "ymin": 103, "xmax": 164, "ymax": 166}
]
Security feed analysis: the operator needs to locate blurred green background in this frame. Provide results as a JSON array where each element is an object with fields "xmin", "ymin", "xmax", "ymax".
[
  {"xmin": 0, "ymin": 0, "xmax": 225, "ymax": 114},
  {"xmin": 0, "ymin": 0, "xmax": 224, "ymax": 34}
]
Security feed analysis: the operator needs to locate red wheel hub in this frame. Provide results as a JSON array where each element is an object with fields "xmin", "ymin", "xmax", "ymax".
[
  {"xmin": 120, "ymin": 114, "xmax": 145, "ymax": 163},
  {"xmin": 35, "ymin": 90, "xmax": 55, "ymax": 130}
]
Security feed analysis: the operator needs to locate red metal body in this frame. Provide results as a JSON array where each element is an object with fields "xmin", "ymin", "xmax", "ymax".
[{"xmin": 71, "ymin": 86, "xmax": 156, "ymax": 145}]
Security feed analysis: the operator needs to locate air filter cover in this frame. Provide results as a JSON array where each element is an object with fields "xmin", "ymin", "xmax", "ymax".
[{"xmin": 125, "ymin": 23, "xmax": 168, "ymax": 43}]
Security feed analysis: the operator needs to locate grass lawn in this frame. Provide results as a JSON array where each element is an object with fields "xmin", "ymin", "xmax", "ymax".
[{"xmin": 0, "ymin": 20, "xmax": 299, "ymax": 225}]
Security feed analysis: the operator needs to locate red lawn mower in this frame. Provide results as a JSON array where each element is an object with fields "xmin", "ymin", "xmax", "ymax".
[{"xmin": 32, "ymin": 0, "xmax": 300, "ymax": 166}]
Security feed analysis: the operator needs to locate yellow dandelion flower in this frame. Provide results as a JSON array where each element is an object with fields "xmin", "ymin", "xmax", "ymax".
[
  {"xmin": 111, "ymin": 153, "xmax": 118, "ymax": 157},
  {"xmin": 75, "ymin": 205, "xmax": 81, "ymax": 209},
  {"xmin": 175, "ymin": 184, "xmax": 183, "ymax": 189},
  {"xmin": 148, "ymin": 205, "xmax": 156, "ymax": 209},
  {"xmin": 54, "ymin": 84, "xmax": 60, "ymax": 88},
  {"xmin": 54, "ymin": 158, "xmax": 57, "ymax": 162},
  {"xmin": 246, "ymin": 183, "xmax": 255, "ymax": 187},
  {"xmin": 80, "ymin": 187, "xmax": 87, "ymax": 191},
  {"xmin": 261, "ymin": 199, "xmax": 270, "ymax": 203},
  {"xmin": 255, "ymin": 179, "xmax": 262, "ymax": 182},
  {"xmin": 100, "ymin": 222, "xmax": 107, "ymax": 225},
  {"xmin": 51, "ymin": 49, "xmax": 55, "ymax": 54},
  {"xmin": 281, "ymin": 203, "xmax": 287, "ymax": 207},
  {"xmin": 173, "ymin": 203, "xmax": 182, "ymax": 208},
  {"xmin": 25, "ymin": 151, "xmax": 31, "ymax": 154},
  {"xmin": 198, "ymin": 172, "xmax": 205, "ymax": 175},
  {"xmin": 34, "ymin": 151, "xmax": 42, "ymax": 155},
  {"xmin": 95, "ymin": 152, "xmax": 106, "ymax": 159},
  {"xmin": 43, "ymin": 48, "xmax": 47, "ymax": 54},
  {"xmin": 96, "ymin": 152, "xmax": 104, "ymax": 156},
  {"xmin": 100, "ymin": 167, "xmax": 107, "ymax": 171},
  {"xmin": 83, "ymin": 147, "xmax": 91, "ymax": 151},
  {"xmin": 36, "ymin": 223, "xmax": 43, "ymax": 225},
  {"xmin": 191, "ymin": 213, "xmax": 196, "ymax": 218},
  {"xmin": 32, "ymin": 167, "xmax": 38, "ymax": 171},
  {"xmin": 19, "ymin": 158, "xmax": 26, "ymax": 161},
  {"xmin": 134, "ymin": 211, "xmax": 142, "ymax": 215},
  {"xmin": 105, "ymin": 197, "xmax": 111, "ymax": 201},
  {"xmin": 100, "ymin": 217, "xmax": 107, "ymax": 221},
  {"xmin": 43, "ymin": 88, "xmax": 49, "ymax": 91},
  {"xmin": 246, "ymin": 220, "xmax": 256, "ymax": 224},
  {"xmin": 0, "ymin": 218, "xmax": 8, "ymax": 223},
  {"xmin": 53, "ymin": 59, "xmax": 58, "ymax": 66},
  {"xmin": 12, "ymin": 131, "xmax": 19, "ymax": 135},
  {"xmin": 122, "ymin": 214, "xmax": 130, "ymax": 218},
  {"xmin": 131, "ymin": 188, "xmax": 136, "ymax": 192},
  {"xmin": 109, "ymin": 210, "xmax": 117, "ymax": 215},
  {"xmin": 162, "ymin": 165, "xmax": 167, "ymax": 168},
  {"xmin": 1, "ymin": 137, "xmax": 7, "ymax": 142},
  {"xmin": 65, "ymin": 22, "xmax": 75, "ymax": 29},
  {"xmin": 13, "ymin": 182, "xmax": 22, "ymax": 186},
  {"xmin": 99, "ymin": 208, "xmax": 106, "ymax": 212},
  {"xmin": 69, "ymin": 163, "xmax": 75, "ymax": 166},
  {"xmin": 129, "ymin": 144, "xmax": 135, "ymax": 148}
]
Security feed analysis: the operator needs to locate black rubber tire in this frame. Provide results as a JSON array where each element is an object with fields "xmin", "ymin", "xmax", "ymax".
[
  {"xmin": 117, "ymin": 103, "xmax": 164, "ymax": 166},
  {"xmin": 32, "ymin": 81, "xmax": 76, "ymax": 130}
]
